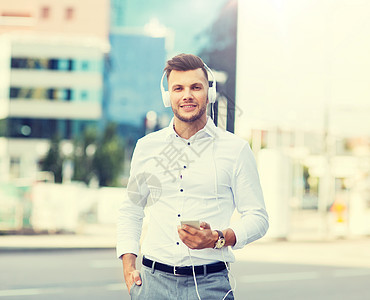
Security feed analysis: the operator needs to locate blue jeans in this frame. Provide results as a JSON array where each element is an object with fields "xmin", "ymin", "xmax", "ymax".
[{"xmin": 130, "ymin": 265, "xmax": 234, "ymax": 300}]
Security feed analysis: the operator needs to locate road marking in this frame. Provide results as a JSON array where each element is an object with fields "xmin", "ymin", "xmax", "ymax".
[
  {"xmin": 0, "ymin": 283, "xmax": 126, "ymax": 297},
  {"xmin": 240, "ymin": 272, "xmax": 319, "ymax": 283},
  {"xmin": 0, "ymin": 288, "xmax": 62, "ymax": 297}
]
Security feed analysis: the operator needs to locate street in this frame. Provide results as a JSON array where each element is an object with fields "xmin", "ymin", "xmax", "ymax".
[{"xmin": 1, "ymin": 246, "xmax": 370, "ymax": 300}]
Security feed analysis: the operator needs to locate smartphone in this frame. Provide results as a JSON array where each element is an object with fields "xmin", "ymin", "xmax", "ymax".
[{"xmin": 181, "ymin": 220, "xmax": 200, "ymax": 229}]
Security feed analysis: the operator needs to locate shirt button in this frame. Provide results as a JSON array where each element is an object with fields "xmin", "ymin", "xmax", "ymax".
[
  {"xmin": 187, "ymin": 142, "xmax": 190, "ymax": 145},
  {"xmin": 183, "ymin": 166, "xmax": 186, "ymax": 169},
  {"xmin": 176, "ymin": 242, "xmax": 180, "ymax": 245},
  {"xmin": 180, "ymin": 189, "xmax": 183, "ymax": 192},
  {"xmin": 178, "ymin": 214, "xmax": 181, "ymax": 217},
  {"xmin": 180, "ymin": 175, "xmax": 183, "ymax": 179}
]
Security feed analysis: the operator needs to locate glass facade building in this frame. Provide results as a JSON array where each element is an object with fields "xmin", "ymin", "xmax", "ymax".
[{"xmin": 105, "ymin": 32, "xmax": 169, "ymax": 143}]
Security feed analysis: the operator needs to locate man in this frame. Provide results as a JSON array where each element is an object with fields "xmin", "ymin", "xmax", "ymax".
[{"xmin": 117, "ymin": 53, "xmax": 269, "ymax": 299}]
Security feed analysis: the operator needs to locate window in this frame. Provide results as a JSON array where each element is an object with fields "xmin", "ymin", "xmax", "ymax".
[
  {"xmin": 9, "ymin": 87, "xmax": 20, "ymax": 98},
  {"xmin": 58, "ymin": 59, "xmax": 69, "ymax": 71},
  {"xmin": 48, "ymin": 59, "xmax": 58, "ymax": 70},
  {"xmin": 65, "ymin": 120, "xmax": 72, "ymax": 139},
  {"xmin": 81, "ymin": 60, "xmax": 89, "ymax": 71},
  {"xmin": 10, "ymin": 87, "xmax": 72, "ymax": 101},
  {"xmin": 11, "ymin": 58, "xmax": 28, "ymax": 69},
  {"xmin": 11, "ymin": 57, "xmax": 76, "ymax": 71},
  {"xmin": 65, "ymin": 7, "xmax": 74, "ymax": 20},
  {"xmin": 7, "ymin": 118, "xmax": 97, "ymax": 139},
  {"xmin": 11, "ymin": 58, "xmax": 52, "ymax": 70},
  {"xmin": 41, "ymin": 6, "xmax": 50, "ymax": 19},
  {"xmin": 80, "ymin": 90, "xmax": 88, "ymax": 100},
  {"xmin": 68, "ymin": 59, "xmax": 73, "ymax": 71}
]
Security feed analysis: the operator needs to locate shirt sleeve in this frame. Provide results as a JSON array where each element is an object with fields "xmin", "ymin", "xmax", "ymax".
[
  {"xmin": 116, "ymin": 140, "xmax": 146, "ymax": 259},
  {"xmin": 229, "ymin": 143, "xmax": 269, "ymax": 250}
]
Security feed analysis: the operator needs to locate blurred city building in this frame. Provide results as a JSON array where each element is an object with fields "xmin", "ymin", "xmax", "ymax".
[
  {"xmin": 110, "ymin": 0, "xmax": 127, "ymax": 29},
  {"xmin": 236, "ymin": 0, "xmax": 370, "ymax": 238},
  {"xmin": 0, "ymin": 34, "xmax": 108, "ymax": 180},
  {"xmin": 0, "ymin": 0, "xmax": 109, "ymax": 38},
  {"xmin": 104, "ymin": 29, "xmax": 170, "ymax": 146},
  {"xmin": 0, "ymin": 0, "xmax": 173, "ymax": 232},
  {"xmin": 0, "ymin": 0, "xmax": 109, "ymax": 181},
  {"xmin": 107, "ymin": 1, "xmax": 172, "ymax": 145}
]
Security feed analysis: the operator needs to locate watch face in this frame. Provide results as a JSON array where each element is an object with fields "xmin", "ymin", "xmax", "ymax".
[{"xmin": 216, "ymin": 239, "xmax": 226, "ymax": 248}]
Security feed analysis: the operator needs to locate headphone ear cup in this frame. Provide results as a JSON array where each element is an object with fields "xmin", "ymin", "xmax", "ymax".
[
  {"xmin": 208, "ymin": 86, "xmax": 217, "ymax": 104},
  {"xmin": 203, "ymin": 63, "xmax": 217, "ymax": 104},
  {"xmin": 160, "ymin": 71, "xmax": 171, "ymax": 108},
  {"xmin": 162, "ymin": 91, "xmax": 171, "ymax": 107}
]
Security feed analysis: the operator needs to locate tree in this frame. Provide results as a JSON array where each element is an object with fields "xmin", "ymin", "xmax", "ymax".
[
  {"xmin": 41, "ymin": 135, "xmax": 64, "ymax": 183},
  {"xmin": 93, "ymin": 123, "xmax": 125, "ymax": 187},
  {"xmin": 72, "ymin": 127, "xmax": 98, "ymax": 185}
]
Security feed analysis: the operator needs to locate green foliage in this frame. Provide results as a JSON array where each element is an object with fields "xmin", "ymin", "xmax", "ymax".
[
  {"xmin": 92, "ymin": 123, "xmax": 125, "ymax": 187},
  {"xmin": 42, "ymin": 123, "xmax": 125, "ymax": 187},
  {"xmin": 72, "ymin": 127, "xmax": 98, "ymax": 185},
  {"xmin": 41, "ymin": 135, "xmax": 64, "ymax": 183}
]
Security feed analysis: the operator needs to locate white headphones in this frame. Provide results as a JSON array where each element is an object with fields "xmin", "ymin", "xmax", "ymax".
[{"xmin": 160, "ymin": 63, "xmax": 217, "ymax": 108}]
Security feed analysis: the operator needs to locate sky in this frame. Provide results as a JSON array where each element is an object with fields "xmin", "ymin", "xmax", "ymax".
[
  {"xmin": 236, "ymin": 0, "xmax": 370, "ymax": 138},
  {"xmin": 118, "ymin": 0, "xmax": 370, "ymax": 138},
  {"xmin": 121, "ymin": 0, "xmax": 227, "ymax": 57}
]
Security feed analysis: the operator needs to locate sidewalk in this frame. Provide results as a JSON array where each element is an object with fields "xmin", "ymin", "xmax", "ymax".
[
  {"xmin": 235, "ymin": 236, "xmax": 370, "ymax": 269},
  {"xmin": 1, "ymin": 223, "xmax": 369, "ymax": 270},
  {"xmin": 0, "ymin": 224, "xmax": 116, "ymax": 251}
]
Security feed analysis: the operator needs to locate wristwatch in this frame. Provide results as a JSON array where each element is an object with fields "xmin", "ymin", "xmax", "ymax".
[{"xmin": 213, "ymin": 230, "xmax": 226, "ymax": 249}]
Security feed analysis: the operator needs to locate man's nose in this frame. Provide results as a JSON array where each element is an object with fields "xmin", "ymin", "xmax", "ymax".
[{"xmin": 182, "ymin": 88, "xmax": 193, "ymax": 100}]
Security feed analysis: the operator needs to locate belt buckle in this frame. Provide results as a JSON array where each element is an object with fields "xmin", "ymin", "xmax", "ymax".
[
  {"xmin": 173, "ymin": 266, "xmax": 184, "ymax": 276},
  {"xmin": 173, "ymin": 266, "xmax": 180, "ymax": 276}
]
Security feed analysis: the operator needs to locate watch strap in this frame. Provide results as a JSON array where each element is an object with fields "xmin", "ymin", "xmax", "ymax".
[
  {"xmin": 215, "ymin": 230, "xmax": 224, "ymax": 239},
  {"xmin": 214, "ymin": 230, "xmax": 225, "ymax": 249}
]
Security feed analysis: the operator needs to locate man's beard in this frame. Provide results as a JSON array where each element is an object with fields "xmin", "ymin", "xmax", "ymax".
[{"xmin": 172, "ymin": 103, "xmax": 207, "ymax": 123}]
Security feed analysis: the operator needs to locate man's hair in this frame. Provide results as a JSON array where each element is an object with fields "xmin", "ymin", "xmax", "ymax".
[{"xmin": 164, "ymin": 53, "xmax": 208, "ymax": 81}]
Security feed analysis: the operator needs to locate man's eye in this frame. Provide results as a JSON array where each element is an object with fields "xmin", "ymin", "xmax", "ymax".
[
  {"xmin": 193, "ymin": 86, "xmax": 201, "ymax": 90},
  {"xmin": 174, "ymin": 87, "xmax": 182, "ymax": 91}
]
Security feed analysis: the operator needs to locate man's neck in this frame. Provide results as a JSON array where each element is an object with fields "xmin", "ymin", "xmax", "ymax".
[{"xmin": 173, "ymin": 116, "xmax": 207, "ymax": 140}]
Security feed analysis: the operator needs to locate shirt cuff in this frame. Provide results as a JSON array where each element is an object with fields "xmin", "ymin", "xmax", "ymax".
[
  {"xmin": 228, "ymin": 223, "xmax": 246, "ymax": 250},
  {"xmin": 116, "ymin": 241, "xmax": 140, "ymax": 259}
]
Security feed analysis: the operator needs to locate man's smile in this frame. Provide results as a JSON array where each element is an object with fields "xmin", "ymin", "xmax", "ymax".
[
  {"xmin": 180, "ymin": 104, "xmax": 196, "ymax": 107},
  {"xmin": 180, "ymin": 104, "xmax": 197, "ymax": 112}
]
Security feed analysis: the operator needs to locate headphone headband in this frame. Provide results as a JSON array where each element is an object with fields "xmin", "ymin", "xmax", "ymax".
[{"xmin": 160, "ymin": 63, "xmax": 217, "ymax": 108}]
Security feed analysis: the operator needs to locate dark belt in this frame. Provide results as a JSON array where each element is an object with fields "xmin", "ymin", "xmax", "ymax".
[{"xmin": 142, "ymin": 257, "xmax": 226, "ymax": 276}]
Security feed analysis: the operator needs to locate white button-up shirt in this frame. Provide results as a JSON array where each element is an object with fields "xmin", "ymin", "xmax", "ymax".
[{"xmin": 117, "ymin": 117, "xmax": 268, "ymax": 266}]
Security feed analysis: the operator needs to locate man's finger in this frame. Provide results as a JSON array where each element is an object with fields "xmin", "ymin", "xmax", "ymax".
[
  {"xmin": 181, "ymin": 224, "xmax": 198, "ymax": 234},
  {"xmin": 132, "ymin": 270, "xmax": 142, "ymax": 285},
  {"xmin": 200, "ymin": 222, "xmax": 210, "ymax": 229}
]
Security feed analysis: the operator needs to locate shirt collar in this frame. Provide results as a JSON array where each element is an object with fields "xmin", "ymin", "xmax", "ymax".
[{"xmin": 165, "ymin": 116, "xmax": 217, "ymax": 140}]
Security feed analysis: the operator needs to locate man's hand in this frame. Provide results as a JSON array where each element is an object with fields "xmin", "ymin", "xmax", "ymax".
[
  {"xmin": 122, "ymin": 253, "xmax": 142, "ymax": 295},
  {"xmin": 177, "ymin": 222, "xmax": 218, "ymax": 249}
]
